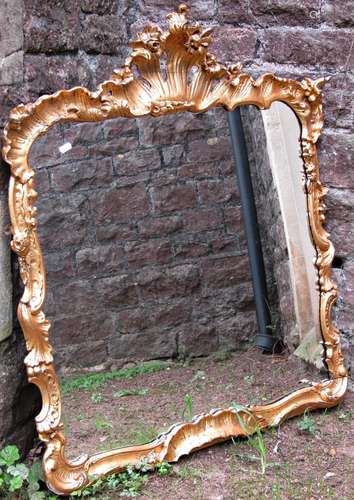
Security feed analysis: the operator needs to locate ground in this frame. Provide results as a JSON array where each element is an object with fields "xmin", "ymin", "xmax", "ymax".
[{"xmin": 55, "ymin": 349, "xmax": 354, "ymax": 499}]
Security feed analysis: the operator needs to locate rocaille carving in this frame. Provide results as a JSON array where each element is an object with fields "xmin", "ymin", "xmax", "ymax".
[{"xmin": 2, "ymin": 4, "xmax": 347, "ymax": 495}]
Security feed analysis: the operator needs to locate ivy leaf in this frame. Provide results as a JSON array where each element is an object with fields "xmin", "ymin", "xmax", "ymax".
[
  {"xmin": 8, "ymin": 463, "xmax": 29, "ymax": 480},
  {"xmin": 28, "ymin": 461, "xmax": 44, "ymax": 484},
  {"xmin": 9, "ymin": 475, "xmax": 23, "ymax": 492},
  {"xmin": 28, "ymin": 492, "xmax": 47, "ymax": 500},
  {"xmin": 0, "ymin": 445, "xmax": 20, "ymax": 466}
]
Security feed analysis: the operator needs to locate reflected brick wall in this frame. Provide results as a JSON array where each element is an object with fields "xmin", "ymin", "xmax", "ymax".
[{"xmin": 30, "ymin": 111, "xmax": 255, "ymax": 370}]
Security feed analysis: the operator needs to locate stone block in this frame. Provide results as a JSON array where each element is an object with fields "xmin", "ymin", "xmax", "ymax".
[
  {"xmin": 151, "ymin": 183, "xmax": 197, "ymax": 213},
  {"xmin": 179, "ymin": 323, "xmax": 218, "ymax": 357},
  {"xmin": 0, "ymin": 0, "xmax": 23, "ymax": 85},
  {"xmin": 113, "ymin": 148, "xmax": 161, "ymax": 176},
  {"xmin": 76, "ymin": 244, "xmax": 125, "ymax": 277},
  {"xmin": 137, "ymin": 264, "xmax": 200, "ymax": 300},
  {"xmin": 93, "ymin": 185, "xmax": 151, "ymax": 224},
  {"xmin": 213, "ymin": 26, "xmax": 257, "ymax": 64},
  {"xmin": 319, "ymin": 132, "xmax": 354, "ymax": 189},
  {"xmin": 198, "ymin": 178, "xmax": 239, "ymax": 205},
  {"xmin": 183, "ymin": 208, "xmax": 223, "ymax": 232},
  {"xmin": 97, "ymin": 274, "xmax": 139, "ymax": 308},
  {"xmin": 51, "ymin": 158, "xmax": 113, "ymax": 192},
  {"xmin": 137, "ymin": 215, "xmax": 183, "ymax": 238},
  {"xmin": 261, "ymin": 29, "xmax": 352, "ymax": 67},
  {"xmin": 52, "ymin": 313, "xmax": 115, "ymax": 346},
  {"xmin": 218, "ymin": 0, "xmax": 321, "ymax": 27},
  {"xmin": 218, "ymin": 311, "xmax": 258, "ymax": 350},
  {"xmin": 124, "ymin": 239, "xmax": 172, "ymax": 267},
  {"xmin": 108, "ymin": 329, "xmax": 177, "ymax": 361},
  {"xmin": 80, "ymin": 15, "xmax": 127, "ymax": 54},
  {"xmin": 81, "ymin": 0, "xmax": 120, "ymax": 15},
  {"xmin": 201, "ymin": 255, "xmax": 251, "ymax": 290},
  {"xmin": 24, "ymin": 6, "xmax": 79, "ymax": 53}
]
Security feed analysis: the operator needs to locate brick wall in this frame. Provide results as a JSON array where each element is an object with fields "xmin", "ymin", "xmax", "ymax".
[
  {"xmin": 30, "ymin": 112, "xmax": 255, "ymax": 371},
  {"xmin": 0, "ymin": 1, "xmax": 353, "ymax": 452}
]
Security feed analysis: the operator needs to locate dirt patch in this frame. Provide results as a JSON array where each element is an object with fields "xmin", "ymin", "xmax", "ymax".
[{"xmin": 59, "ymin": 350, "xmax": 353, "ymax": 498}]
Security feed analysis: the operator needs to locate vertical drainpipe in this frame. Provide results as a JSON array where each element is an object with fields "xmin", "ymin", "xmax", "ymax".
[{"xmin": 227, "ymin": 108, "xmax": 279, "ymax": 353}]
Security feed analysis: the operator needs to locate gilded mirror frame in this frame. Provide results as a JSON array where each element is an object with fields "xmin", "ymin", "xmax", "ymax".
[{"xmin": 2, "ymin": 5, "xmax": 348, "ymax": 496}]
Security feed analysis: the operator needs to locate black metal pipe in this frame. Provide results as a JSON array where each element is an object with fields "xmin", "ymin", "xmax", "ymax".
[{"xmin": 227, "ymin": 107, "xmax": 278, "ymax": 352}]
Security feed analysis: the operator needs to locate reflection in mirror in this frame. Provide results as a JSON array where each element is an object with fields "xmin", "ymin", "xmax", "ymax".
[{"xmin": 29, "ymin": 104, "xmax": 323, "ymax": 460}]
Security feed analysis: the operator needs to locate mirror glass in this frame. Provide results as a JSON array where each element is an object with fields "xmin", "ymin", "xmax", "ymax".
[{"xmin": 29, "ymin": 103, "xmax": 323, "ymax": 460}]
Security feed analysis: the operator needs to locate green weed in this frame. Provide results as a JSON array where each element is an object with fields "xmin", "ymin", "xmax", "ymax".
[
  {"xmin": 61, "ymin": 361, "xmax": 169, "ymax": 394},
  {"xmin": 113, "ymin": 388, "xmax": 148, "ymax": 398},
  {"xmin": 297, "ymin": 410, "xmax": 317, "ymax": 436},
  {"xmin": 94, "ymin": 418, "xmax": 113, "ymax": 432},
  {"xmin": 231, "ymin": 402, "xmax": 268, "ymax": 474},
  {"xmin": 90, "ymin": 393, "xmax": 103, "ymax": 404},
  {"xmin": 182, "ymin": 393, "xmax": 194, "ymax": 421},
  {"xmin": 175, "ymin": 465, "xmax": 202, "ymax": 480},
  {"xmin": 0, "ymin": 445, "xmax": 56, "ymax": 499}
]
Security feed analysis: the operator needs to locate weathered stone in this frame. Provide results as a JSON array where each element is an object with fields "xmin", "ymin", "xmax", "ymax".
[
  {"xmin": 319, "ymin": 132, "xmax": 354, "ymax": 189},
  {"xmin": 24, "ymin": 54, "xmax": 92, "ymax": 95},
  {"xmin": 322, "ymin": 0, "xmax": 354, "ymax": 27},
  {"xmin": 261, "ymin": 29, "xmax": 352, "ymax": 67},
  {"xmin": 55, "ymin": 341, "xmax": 108, "ymax": 369},
  {"xmin": 109, "ymin": 329, "xmax": 177, "ymax": 361},
  {"xmin": 138, "ymin": 113, "xmax": 215, "ymax": 147},
  {"xmin": 51, "ymin": 158, "xmax": 113, "ymax": 192},
  {"xmin": 37, "ymin": 195, "xmax": 89, "ymax": 250},
  {"xmin": 137, "ymin": 264, "xmax": 200, "ymax": 300},
  {"xmin": 183, "ymin": 208, "xmax": 223, "ymax": 232},
  {"xmin": 187, "ymin": 137, "xmax": 231, "ymax": 163},
  {"xmin": 116, "ymin": 300, "xmax": 192, "ymax": 334},
  {"xmin": 124, "ymin": 239, "xmax": 172, "ymax": 267},
  {"xmin": 213, "ymin": 27, "xmax": 257, "ymax": 64},
  {"xmin": 44, "ymin": 251, "xmax": 75, "ymax": 283},
  {"xmin": 0, "ymin": 194, "xmax": 12, "ymax": 342},
  {"xmin": 218, "ymin": 0, "xmax": 321, "ymax": 27},
  {"xmin": 96, "ymin": 222, "xmax": 138, "ymax": 242},
  {"xmin": 151, "ymin": 183, "xmax": 197, "ymax": 213},
  {"xmin": 80, "ymin": 15, "xmax": 127, "ymax": 54},
  {"xmin": 218, "ymin": 311, "xmax": 258, "ymax": 350},
  {"xmin": 198, "ymin": 178, "xmax": 239, "ymax": 205},
  {"xmin": 162, "ymin": 145, "xmax": 185, "ymax": 166},
  {"xmin": 76, "ymin": 244, "xmax": 125, "ymax": 276},
  {"xmin": 24, "ymin": 6, "xmax": 79, "ymax": 53},
  {"xmin": 179, "ymin": 162, "xmax": 219, "ymax": 180},
  {"xmin": 137, "ymin": 215, "xmax": 183, "ymax": 238},
  {"xmin": 52, "ymin": 313, "xmax": 115, "ymax": 346},
  {"xmin": 97, "ymin": 274, "xmax": 139, "ymax": 308},
  {"xmin": 93, "ymin": 185, "xmax": 151, "ymax": 224},
  {"xmin": 201, "ymin": 255, "xmax": 251, "ymax": 289},
  {"xmin": 179, "ymin": 323, "xmax": 218, "ymax": 357},
  {"xmin": 81, "ymin": 0, "xmax": 119, "ymax": 15},
  {"xmin": 174, "ymin": 239, "xmax": 210, "ymax": 259},
  {"xmin": 0, "ymin": 0, "xmax": 23, "ymax": 85},
  {"xmin": 114, "ymin": 148, "xmax": 161, "ymax": 176}
]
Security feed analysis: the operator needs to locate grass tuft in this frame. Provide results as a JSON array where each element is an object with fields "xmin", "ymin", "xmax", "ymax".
[{"xmin": 61, "ymin": 360, "xmax": 169, "ymax": 394}]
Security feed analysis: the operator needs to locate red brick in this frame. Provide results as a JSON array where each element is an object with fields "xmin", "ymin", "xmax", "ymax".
[
  {"xmin": 183, "ymin": 208, "xmax": 223, "ymax": 232},
  {"xmin": 124, "ymin": 239, "xmax": 172, "ymax": 267},
  {"xmin": 261, "ymin": 29, "xmax": 352, "ymax": 67},
  {"xmin": 93, "ymin": 185, "xmax": 151, "ymax": 223},
  {"xmin": 152, "ymin": 183, "xmax": 197, "ymax": 213},
  {"xmin": 198, "ymin": 179, "xmax": 239, "ymax": 205},
  {"xmin": 76, "ymin": 244, "xmax": 125, "ymax": 276}
]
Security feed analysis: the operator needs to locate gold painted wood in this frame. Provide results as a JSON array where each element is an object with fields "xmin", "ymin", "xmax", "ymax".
[{"xmin": 2, "ymin": 4, "xmax": 347, "ymax": 496}]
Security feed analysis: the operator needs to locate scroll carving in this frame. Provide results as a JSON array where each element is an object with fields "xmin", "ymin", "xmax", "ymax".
[{"xmin": 2, "ymin": 4, "xmax": 347, "ymax": 495}]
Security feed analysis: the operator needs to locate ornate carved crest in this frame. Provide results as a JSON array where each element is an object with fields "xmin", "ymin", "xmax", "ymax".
[{"xmin": 2, "ymin": 4, "xmax": 347, "ymax": 496}]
